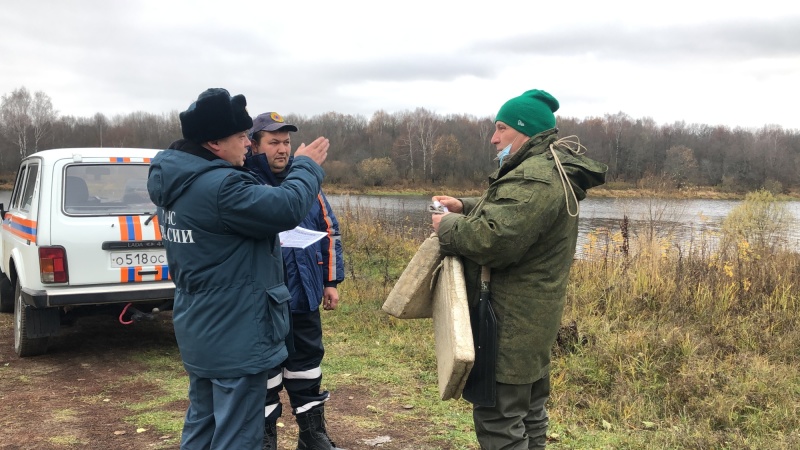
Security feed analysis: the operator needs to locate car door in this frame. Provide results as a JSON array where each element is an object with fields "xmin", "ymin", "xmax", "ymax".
[
  {"xmin": 48, "ymin": 156, "xmax": 169, "ymax": 287},
  {"xmin": 2, "ymin": 159, "xmax": 42, "ymax": 288}
]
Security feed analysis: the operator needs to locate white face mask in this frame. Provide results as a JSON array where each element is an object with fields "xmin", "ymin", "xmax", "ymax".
[{"xmin": 495, "ymin": 136, "xmax": 519, "ymax": 167}]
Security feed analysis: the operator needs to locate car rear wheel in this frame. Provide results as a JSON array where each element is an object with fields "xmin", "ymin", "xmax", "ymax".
[
  {"xmin": 13, "ymin": 279, "xmax": 51, "ymax": 357},
  {"xmin": 0, "ymin": 275, "xmax": 13, "ymax": 313}
]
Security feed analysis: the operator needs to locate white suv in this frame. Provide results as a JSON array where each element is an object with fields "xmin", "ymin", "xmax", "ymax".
[{"xmin": 0, "ymin": 148, "xmax": 175, "ymax": 356}]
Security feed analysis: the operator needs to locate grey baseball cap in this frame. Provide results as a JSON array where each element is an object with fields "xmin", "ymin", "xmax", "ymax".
[{"xmin": 249, "ymin": 112, "xmax": 298, "ymax": 137}]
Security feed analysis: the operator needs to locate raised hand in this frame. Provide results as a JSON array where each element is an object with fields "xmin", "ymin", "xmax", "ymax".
[{"xmin": 294, "ymin": 136, "xmax": 330, "ymax": 166}]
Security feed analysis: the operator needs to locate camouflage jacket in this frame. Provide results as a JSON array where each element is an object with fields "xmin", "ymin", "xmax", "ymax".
[{"xmin": 437, "ymin": 129, "xmax": 607, "ymax": 384}]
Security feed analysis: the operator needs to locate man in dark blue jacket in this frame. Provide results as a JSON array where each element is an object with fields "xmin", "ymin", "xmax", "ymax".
[
  {"xmin": 147, "ymin": 89, "xmax": 330, "ymax": 450},
  {"xmin": 245, "ymin": 112, "xmax": 345, "ymax": 450}
]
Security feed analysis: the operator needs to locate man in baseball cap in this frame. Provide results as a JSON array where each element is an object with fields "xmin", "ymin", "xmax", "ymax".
[{"xmin": 246, "ymin": 112, "xmax": 346, "ymax": 450}]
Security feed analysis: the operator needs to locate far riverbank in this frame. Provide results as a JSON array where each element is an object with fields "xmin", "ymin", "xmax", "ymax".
[
  {"xmin": 2, "ymin": 172, "xmax": 798, "ymax": 202},
  {"xmin": 322, "ymin": 183, "xmax": 800, "ymax": 201}
]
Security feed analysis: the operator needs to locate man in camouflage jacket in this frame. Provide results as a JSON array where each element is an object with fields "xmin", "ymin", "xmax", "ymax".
[{"xmin": 432, "ymin": 89, "xmax": 607, "ymax": 449}]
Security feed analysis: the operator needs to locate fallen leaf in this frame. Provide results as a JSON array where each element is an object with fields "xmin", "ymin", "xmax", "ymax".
[
  {"xmin": 602, "ymin": 419, "xmax": 612, "ymax": 430},
  {"xmin": 103, "ymin": 398, "xmax": 110, "ymax": 402},
  {"xmin": 642, "ymin": 421, "xmax": 656, "ymax": 429},
  {"xmin": 114, "ymin": 431, "xmax": 126, "ymax": 435},
  {"xmin": 136, "ymin": 428, "xmax": 146, "ymax": 433},
  {"xmin": 402, "ymin": 404, "xmax": 414, "ymax": 409}
]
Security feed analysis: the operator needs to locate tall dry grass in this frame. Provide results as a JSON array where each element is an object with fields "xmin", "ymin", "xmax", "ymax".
[
  {"xmin": 558, "ymin": 190, "xmax": 800, "ymax": 448},
  {"xmin": 326, "ymin": 190, "xmax": 800, "ymax": 448}
]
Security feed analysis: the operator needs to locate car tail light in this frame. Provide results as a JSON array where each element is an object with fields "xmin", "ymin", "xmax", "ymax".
[{"xmin": 40, "ymin": 246, "xmax": 69, "ymax": 283}]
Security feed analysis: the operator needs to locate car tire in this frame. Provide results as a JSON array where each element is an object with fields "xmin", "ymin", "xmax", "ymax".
[
  {"xmin": 0, "ymin": 275, "xmax": 13, "ymax": 313},
  {"xmin": 13, "ymin": 279, "xmax": 50, "ymax": 357}
]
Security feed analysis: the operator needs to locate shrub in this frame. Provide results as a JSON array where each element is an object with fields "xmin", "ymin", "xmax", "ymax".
[
  {"xmin": 720, "ymin": 189, "xmax": 794, "ymax": 254},
  {"xmin": 356, "ymin": 157, "xmax": 396, "ymax": 186},
  {"xmin": 762, "ymin": 178, "xmax": 784, "ymax": 195},
  {"xmin": 322, "ymin": 160, "xmax": 350, "ymax": 185}
]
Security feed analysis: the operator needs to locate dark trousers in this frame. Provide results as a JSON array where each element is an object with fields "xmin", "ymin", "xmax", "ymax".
[
  {"xmin": 473, "ymin": 373, "xmax": 551, "ymax": 450},
  {"xmin": 264, "ymin": 309, "xmax": 329, "ymax": 420},
  {"xmin": 181, "ymin": 370, "xmax": 269, "ymax": 450}
]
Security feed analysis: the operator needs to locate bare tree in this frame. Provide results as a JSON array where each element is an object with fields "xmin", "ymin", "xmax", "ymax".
[
  {"xmin": 1, "ymin": 87, "xmax": 32, "ymax": 158},
  {"xmin": 395, "ymin": 111, "xmax": 416, "ymax": 180},
  {"xmin": 396, "ymin": 108, "xmax": 439, "ymax": 182},
  {"xmin": 756, "ymin": 124, "xmax": 784, "ymax": 187},
  {"xmin": 415, "ymin": 108, "xmax": 438, "ymax": 182},
  {"xmin": 432, "ymin": 134, "xmax": 461, "ymax": 182},
  {"xmin": 93, "ymin": 113, "xmax": 108, "ymax": 147},
  {"xmin": 664, "ymin": 145, "xmax": 699, "ymax": 187},
  {"xmin": 478, "ymin": 120, "xmax": 492, "ymax": 149},
  {"xmin": 603, "ymin": 112, "xmax": 632, "ymax": 180},
  {"xmin": 0, "ymin": 87, "xmax": 57, "ymax": 157},
  {"xmin": 31, "ymin": 90, "xmax": 56, "ymax": 152},
  {"xmin": 366, "ymin": 110, "xmax": 397, "ymax": 157}
]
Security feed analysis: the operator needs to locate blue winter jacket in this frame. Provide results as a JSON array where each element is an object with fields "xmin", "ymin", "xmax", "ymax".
[
  {"xmin": 147, "ymin": 140, "xmax": 324, "ymax": 378},
  {"xmin": 245, "ymin": 154, "xmax": 345, "ymax": 313}
]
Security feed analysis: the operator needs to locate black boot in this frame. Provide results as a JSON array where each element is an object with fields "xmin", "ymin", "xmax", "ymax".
[
  {"xmin": 295, "ymin": 406, "xmax": 344, "ymax": 450},
  {"xmin": 263, "ymin": 420, "xmax": 277, "ymax": 450}
]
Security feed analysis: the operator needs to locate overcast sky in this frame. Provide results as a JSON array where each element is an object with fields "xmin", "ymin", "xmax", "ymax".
[{"xmin": 2, "ymin": 0, "xmax": 799, "ymax": 130}]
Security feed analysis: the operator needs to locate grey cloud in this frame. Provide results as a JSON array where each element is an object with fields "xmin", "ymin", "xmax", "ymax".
[
  {"xmin": 0, "ymin": 2, "xmax": 508, "ymax": 117},
  {"xmin": 320, "ymin": 56, "xmax": 498, "ymax": 83},
  {"xmin": 470, "ymin": 17, "xmax": 800, "ymax": 62},
  {"xmin": 234, "ymin": 54, "xmax": 499, "ymax": 116}
]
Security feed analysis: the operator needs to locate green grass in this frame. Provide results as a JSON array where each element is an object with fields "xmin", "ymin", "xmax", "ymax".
[
  {"xmin": 106, "ymin": 348, "xmax": 187, "ymax": 445},
  {"xmin": 322, "ymin": 279, "xmax": 479, "ymax": 448}
]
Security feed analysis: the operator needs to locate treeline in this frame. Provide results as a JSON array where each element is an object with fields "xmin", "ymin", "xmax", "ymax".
[{"xmin": 2, "ymin": 86, "xmax": 799, "ymax": 192}]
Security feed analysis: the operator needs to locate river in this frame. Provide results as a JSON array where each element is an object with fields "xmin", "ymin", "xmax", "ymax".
[{"xmin": 325, "ymin": 194, "xmax": 800, "ymax": 255}]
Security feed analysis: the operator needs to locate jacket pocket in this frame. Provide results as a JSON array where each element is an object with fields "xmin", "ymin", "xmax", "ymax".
[
  {"xmin": 265, "ymin": 284, "xmax": 292, "ymax": 344},
  {"xmin": 494, "ymin": 167, "xmax": 551, "ymax": 204},
  {"xmin": 495, "ymin": 183, "xmax": 534, "ymax": 204}
]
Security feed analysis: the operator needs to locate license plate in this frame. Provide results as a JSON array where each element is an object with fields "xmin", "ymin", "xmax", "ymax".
[{"xmin": 110, "ymin": 251, "xmax": 167, "ymax": 268}]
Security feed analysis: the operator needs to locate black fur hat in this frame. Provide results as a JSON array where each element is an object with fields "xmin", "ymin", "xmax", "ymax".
[{"xmin": 179, "ymin": 88, "xmax": 254, "ymax": 143}]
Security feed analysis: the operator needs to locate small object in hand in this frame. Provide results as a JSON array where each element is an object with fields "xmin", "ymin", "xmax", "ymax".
[{"xmin": 428, "ymin": 201, "xmax": 449, "ymax": 214}]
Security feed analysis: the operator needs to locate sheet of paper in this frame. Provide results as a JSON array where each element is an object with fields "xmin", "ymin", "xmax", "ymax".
[{"xmin": 279, "ymin": 226, "xmax": 328, "ymax": 249}]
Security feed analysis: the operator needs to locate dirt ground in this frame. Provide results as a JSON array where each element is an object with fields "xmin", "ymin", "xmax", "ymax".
[{"xmin": 0, "ymin": 311, "xmax": 462, "ymax": 450}]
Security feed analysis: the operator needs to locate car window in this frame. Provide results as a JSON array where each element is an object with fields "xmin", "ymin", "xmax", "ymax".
[
  {"xmin": 63, "ymin": 164, "xmax": 155, "ymax": 215},
  {"xmin": 20, "ymin": 163, "xmax": 40, "ymax": 212},
  {"xmin": 9, "ymin": 165, "xmax": 29, "ymax": 211},
  {"xmin": 9, "ymin": 163, "xmax": 40, "ymax": 213}
]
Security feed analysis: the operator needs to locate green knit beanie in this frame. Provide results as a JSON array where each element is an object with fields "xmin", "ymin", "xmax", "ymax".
[{"xmin": 495, "ymin": 89, "xmax": 559, "ymax": 137}]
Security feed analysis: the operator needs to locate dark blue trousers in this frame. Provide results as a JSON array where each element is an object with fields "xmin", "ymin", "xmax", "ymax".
[
  {"xmin": 264, "ymin": 309, "xmax": 329, "ymax": 420},
  {"xmin": 181, "ymin": 370, "xmax": 269, "ymax": 450}
]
